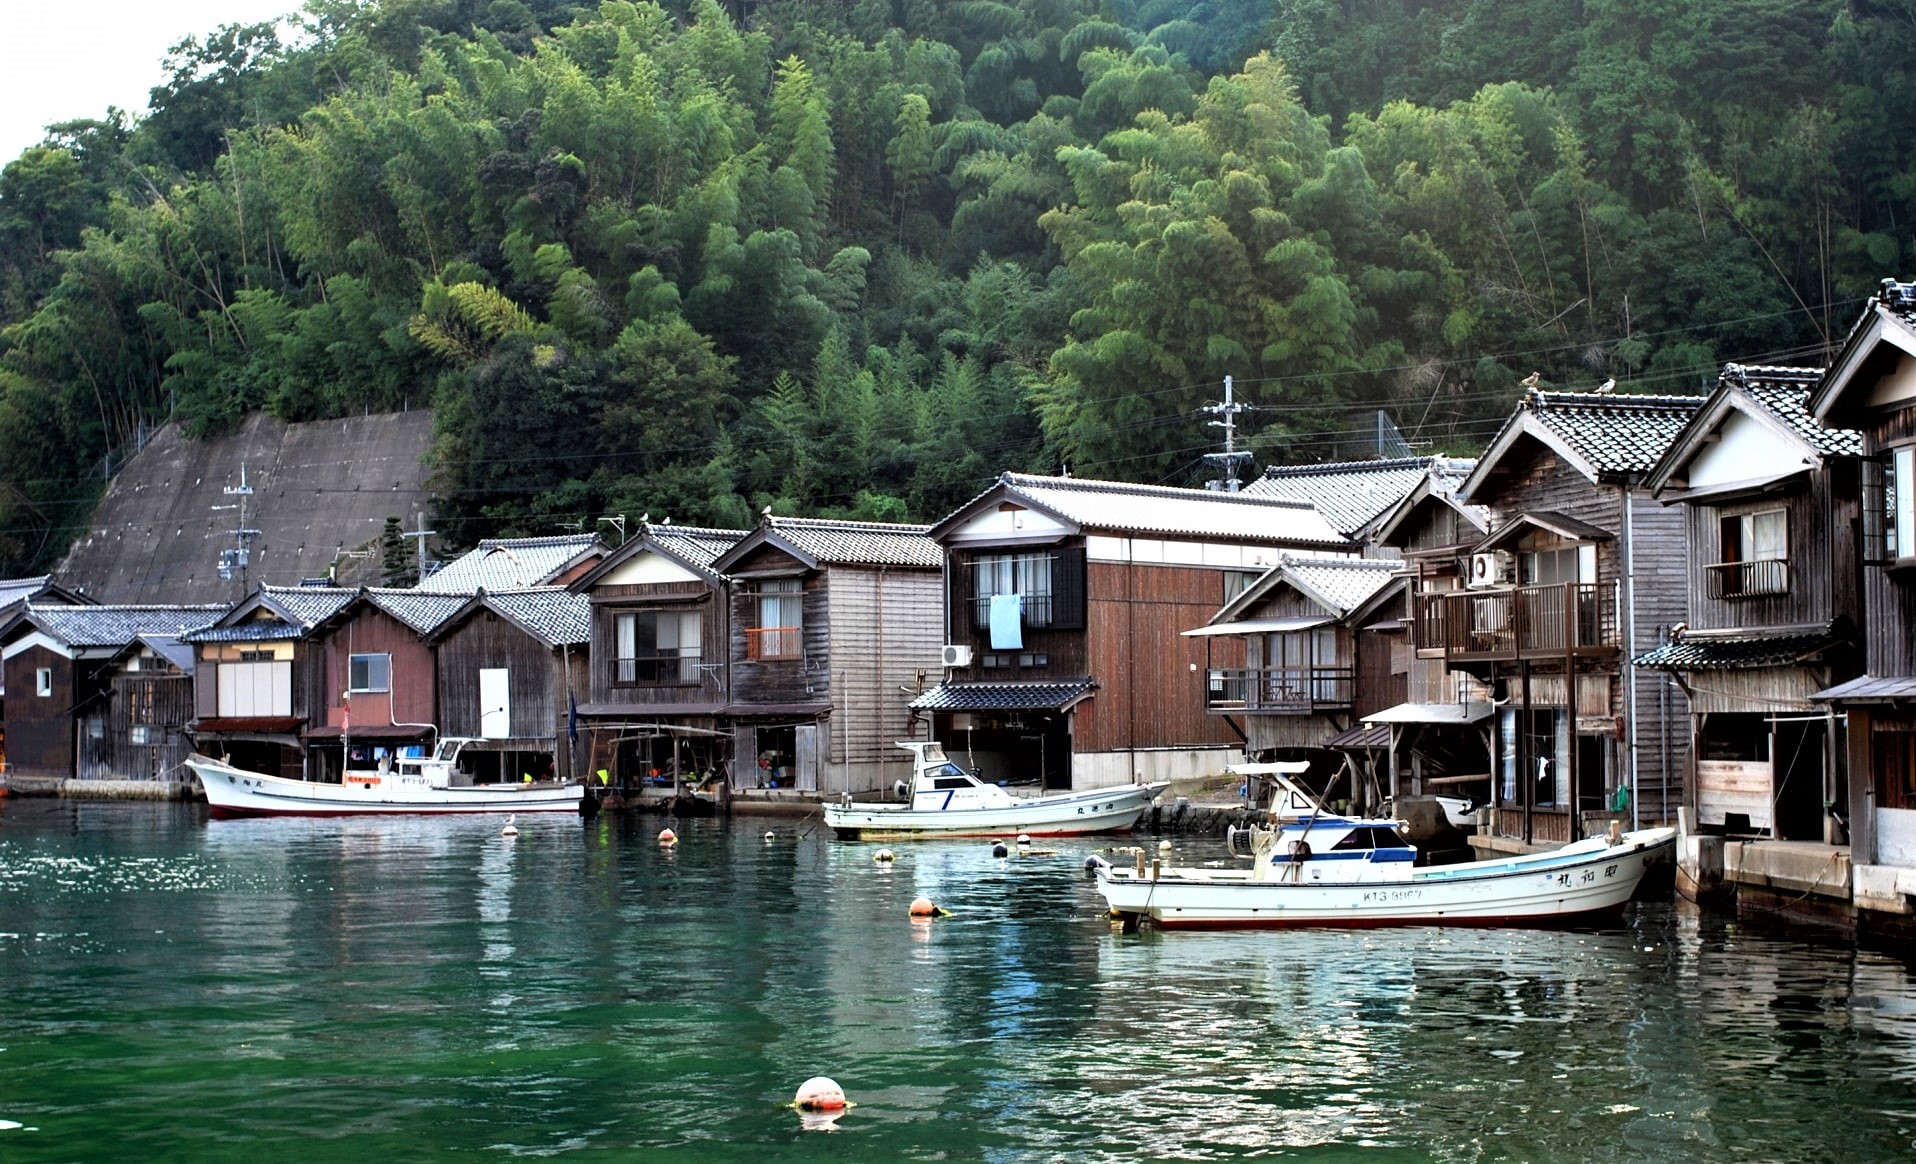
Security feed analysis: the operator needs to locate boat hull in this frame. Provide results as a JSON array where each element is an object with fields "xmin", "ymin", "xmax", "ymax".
[
  {"xmin": 187, "ymin": 755, "xmax": 583, "ymax": 818},
  {"xmin": 1096, "ymin": 828, "xmax": 1676, "ymax": 929},
  {"xmin": 824, "ymin": 783, "xmax": 1166, "ymax": 840}
]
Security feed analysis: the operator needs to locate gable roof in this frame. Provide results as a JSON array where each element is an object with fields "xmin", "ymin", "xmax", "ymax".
[
  {"xmin": 1462, "ymin": 388, "xmax": 1706, "ymax": 499},
  {"xmin": 930, "ymin": 472, "xmax": 1351, "ymax": 551},
  {"xmin": 573, "ymin": 521, "xmax": 750, "ymax": 589},
  {"xmin": 180, "ymin": 583, "xmax": 359, "ymax": 644},
  {"xmin": 0, "ymin": 575, "xmax": 89, "ymax": 611},
  {"xmin": 363, "ymin": 589, "xmax": 472, "ymax": 634},
  {"xmin": 3, "ymin": 603, "xmax": 225, "ymax": 651},
  {"xmin": 1646, "ymin": 364, "xmax": 1859, "ymax": 499},
  {"xmin": 425, "ymin": 588, "xmax": 593, "ymax": 648},
  {"xmin": 1209, "ymin": 555, "xmax": 1401, "ymax": 625},
  {"xmin": 1474, "ymin": 510, "xmax": 1615, "ymax": 553},
  {"xmin": 1369, "ymin": 459, "xmax": 1491, "ymax": 550},
  {"xmin": 712, "ymin": 515, "xmax": 943, "ymax": 574},
  {"xmin": 1810, "ymin": 279, "xmax": 1916, "ymax": 426},
  {"xmin": 1244, "ymin": 457, "xmax": 1436, "ymax": 538},
  {"xmin": 416, "ymin": 535, "xmax": 606, "ymax": 592}
]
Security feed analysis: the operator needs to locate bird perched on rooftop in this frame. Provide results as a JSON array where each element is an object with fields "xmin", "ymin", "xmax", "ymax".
[
  {"xmin": 1595, "ymin": 377, "xmax": 1616, "ymax": 393},
  {"xmin": 1521, "ymin": 371, "xmax": 1540, "ymax": 388}
]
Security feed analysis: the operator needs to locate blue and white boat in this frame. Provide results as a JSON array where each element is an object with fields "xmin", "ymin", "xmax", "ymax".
[
  {"xmin": 823, "ymin": 741, "xmax": 1168, "ymax": 841},
  {"xmin": 1092, "ymin": 772, "xmax": 1673, "ymax": 930}
]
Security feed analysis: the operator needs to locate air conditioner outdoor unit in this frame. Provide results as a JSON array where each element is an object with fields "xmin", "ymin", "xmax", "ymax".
[
  {"xmin": 1467, "ymin": 550, "xmax": 1514, "ymax": 589},
  {"xmin": 941, "ymin": 644, "xmax": 974, "ymax": 667}
]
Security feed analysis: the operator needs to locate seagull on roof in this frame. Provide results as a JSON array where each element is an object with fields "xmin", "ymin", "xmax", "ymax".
[
  {"xmin": 1521, "ymin": 371, "xmax": 1540, "ymax": 388},
  {"xmin": 1595, "ymin": 377, "xmax": 1616, "ymax": 393}
]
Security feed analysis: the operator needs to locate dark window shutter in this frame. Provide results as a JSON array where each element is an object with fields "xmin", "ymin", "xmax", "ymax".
[
  {"xmin": 1051, "ymin": 546, "xmax": 1087, "ymax": 630},
  {"xmin": 1863, "ymin": 455, "xmax": 1890, "ymax": 565}
]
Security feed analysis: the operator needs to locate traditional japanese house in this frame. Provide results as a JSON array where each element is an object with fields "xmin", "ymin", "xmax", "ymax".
[
  {"xmin": 0, "ymin": 603, "xmax": 222, "ymax": 788},
  {"xmin": 98, "ymin": 633, "xmax": 200, "ymax": 780},
  {"xmin": 920, "ymin": 472, "xmax": 1351, "ymax": 790},
  {"xmin": 1364, "ymin": 459, "xmax": 1496, "ymax": 802},
  {"xmin": 1807, "ymin": 278, "xmax": 1916, "ymax": 924},
  {"xmin": 569, "ymin": 522, "xmax": 748, "ymax": 791},
  {"xmin": 301, "ymin": 589, "xmax": 469, "ymax": 781},
  {"xmin": 0, "ymin": 575, "xmax": 89, "ymax": 775},
  {"xmin": 1639, "ymin": 364, "xmax": 1862, "ymax": 844},
  {"xmin": 422, "ymin": 588, "xmax": 592, "ymax": 783},
  {"xmin": 710, "ymin": 515, "xmax": 945, "ymax": 795},
  {"xmin": 182, "ymin": 583, "xmax": 358, "ymax": 780},
  {"xmin": 1416, "ymin": 388, "xmax": 1703, "ymax": 846},
  {"xmin": 1182, "ymin": 554, "xmax": 1402, "ymax": 808},
  {"xmin": 415, "ymin": 534, "xmax": 607, "ymax": 592}
]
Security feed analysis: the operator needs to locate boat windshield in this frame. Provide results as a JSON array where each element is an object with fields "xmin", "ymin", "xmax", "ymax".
[{"xmin": 930, "ymin": 762, "xmax": 972, "ymax": 781}]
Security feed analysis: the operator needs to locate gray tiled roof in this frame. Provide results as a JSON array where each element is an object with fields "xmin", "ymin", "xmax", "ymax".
[
  {"xmin": 0, "ymin": 575, "xmax": 54, "ymax": 609},
  {"xmin": 909, "ymin": 679, "xmax": 1098, "ymax": 712},
  {"xmin": 1724, "ymin": 365, "xmax": 1863, "ymax": 457},
  {"xmin": 950, "ymin": 472, "xmax": 1350, "ymax": 549},
  {"xmin": 1245, "ymin": 458, "xmax": 1435, "ymax": 537},
  {"xmin": 1279, "ymin": 556, "xmax": 1401, "ymax": 615},
  {"xmin": 417, "ymin": 535, "xmax": 603, "ymax": 592},
  {"xmin": 183, "ymin": 619, "xmax": 306, "ymax": 644},
  {"xmin": 1524, "ymin": 389, "xmax": 1707, "ymax": 475},
  {"xmin": 1635, "ymin": 627, "xmax": 1843, "ymax": 671},
  {"xmin": 366, "ymin": 589, "xmax": 471, "ymax": 634},
  {"xmin": 475, "ymin": 589, "xmax": 592, "ymax": 647},
  {"xmin": 16, "ymin": 603, "xmax": 224, "ymax": 648},
  {"xmin": 646, "ymin": 525, "xmax": 748, "ymax": 569},
  {"xmin": 765, "ymin": 516, "xmax": 943, "ymax": 568},
  {"xmin": 259, "ymin": 584, "xmax": 358, "ymax": 626}
]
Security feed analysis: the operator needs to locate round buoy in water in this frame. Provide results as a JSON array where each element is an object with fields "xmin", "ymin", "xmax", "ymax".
[
  {"xmin": 992, "ymin": 842, "xmax": 1008, "ymax": 858},
  {"xmin": 1159, "ymin": 839, "xmax": 1173, "ymax": 852},
  {"xmin": 793, "ymin": 1076, "xmax": 848, "ymax": 1111},
  {"xmin": 1016, "ymin": 833, "xmax": 1033, "ymax": 846},
  {"xmin": 764, "ymin": 831, "xmax": 776, "ymax": 841},
  {"xmin": 873, "ymin": 848, "xmax": 895, "ymax": 863},
  {"xmin": 500, "ymin": 814, "xmax": 518, "ymax": 837},
  {"xmin": 658, "ymin": 828, "xmax": 678, "ymax": 845},
  {"xmin": 908, "ymin": 896, "xmax": 940, "ymax": 918}
]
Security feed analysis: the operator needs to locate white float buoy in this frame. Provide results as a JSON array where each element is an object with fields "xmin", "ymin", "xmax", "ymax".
[
  {"xmin": 793, "ymin": 1076, "xmax": 848, "ymax": 1111},
  {"xmin": 500, "ymin": 815, "xmax": 518, "ymax": 837},
  {"xmin": 658, "ymin": 827, "xmax": 678, "ymax": 846},
  {"xmin": 764, "ymin": 831, "xmax": 776, "ymax": 841},
  {"xmin": 1159, "ymin": 839, "xmax": 1173, "ymax": 852},
  {"xmin": 1016, "ymin": 833, "xmax": 1032, "ymax": 846},
  {"xmin": 873, "ymin": 848, "xmax": 895, "ymax": 863}
]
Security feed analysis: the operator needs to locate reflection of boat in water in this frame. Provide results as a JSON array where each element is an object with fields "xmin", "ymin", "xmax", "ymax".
[
  {"xmin": 188, "ymin": 737, "xmax": 583, "ymax": 818},
  {"xmin": 824, "ymin": 741, "xmax": 1167, "ymax": 841},
  {"xmin": 1093, "ymin": 771, "xmax": 1675, "ymax": 930}
]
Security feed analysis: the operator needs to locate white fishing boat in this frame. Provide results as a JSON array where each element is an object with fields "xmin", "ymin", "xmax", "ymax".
[
  {"xmin": 1092, "ymin": 772, "xmax": 1674, "ymax": 930},
  {"xmin": 823, "ymin": 741, "xmax": 1168, "ymax": 840},
  {"xmin": 187, "ymin": 737, "xmax": 583, "ymax": 819}
]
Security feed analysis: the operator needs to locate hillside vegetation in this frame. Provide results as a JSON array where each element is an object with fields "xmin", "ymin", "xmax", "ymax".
[{"xmin": 0, "ymin": 0, "xmax": 1907, "ymax": 570}]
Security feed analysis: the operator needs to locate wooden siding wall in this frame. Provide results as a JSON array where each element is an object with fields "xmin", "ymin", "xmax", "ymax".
[
  {"xmin": 1863, "ymin": 405, "xmax": 1916, "ymax": 676},
  {"xmin": 824, "ymin": 567, "xmax": 944, "ymax": 769},
  {"xmin": 1077, "ymin": 561, "xmax": 1243, "ymax": 755},
  {"xmin": 3, "ymin": 646, "xmax": 74, "ymax": 778},
  {"xmin": 318, "ymin": 607, "xmax": 435, "ymax": 730},
  {"xmin": 730, "ymin": 573, "xmax": 829, "ymax": 704},
  {"xmin": 587, "ymin": 584, "xmax": 723, "ymax": 705},
  {"xmin": 436, "ymin": 616, "xmax": 561, "ymax": 740},
  {"xmin": 1682, "ymin": 468, "xmax": 1861, "ymax": 634},
  {"xmin": 101, "ymin": 665, "xmax": 195, "ymax": 779}
]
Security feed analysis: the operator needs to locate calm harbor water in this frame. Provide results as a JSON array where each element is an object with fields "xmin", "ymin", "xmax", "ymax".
[{"xmin": 2, "ymin": 801, "xmax": 1915, "ymax": 1162}]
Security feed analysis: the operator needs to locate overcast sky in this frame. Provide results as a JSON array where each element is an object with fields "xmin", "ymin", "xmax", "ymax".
[{"xmin": 0, "ymin": 0, "xmax": 301, "ymax": 163}]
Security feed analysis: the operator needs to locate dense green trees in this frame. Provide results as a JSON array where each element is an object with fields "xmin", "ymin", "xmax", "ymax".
[{"xmin": 0, "ymin": 0, "xmax": 1907, "ymax": 572}]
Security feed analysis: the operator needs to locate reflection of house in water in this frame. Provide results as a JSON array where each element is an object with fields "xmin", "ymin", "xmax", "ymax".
[{"xmin": 919, "ymin": 472, "xmax": 1350, "ymax": 790}]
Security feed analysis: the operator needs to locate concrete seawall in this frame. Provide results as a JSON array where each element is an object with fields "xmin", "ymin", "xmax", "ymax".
[{"xmin": 6, "ymin": 776, "xmax": 197, "ymax": 801}]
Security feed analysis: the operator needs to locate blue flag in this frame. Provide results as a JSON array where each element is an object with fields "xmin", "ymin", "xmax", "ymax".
[{"xmin": 567, "ymin": 691, "xmax": 579, "ymax": 750}]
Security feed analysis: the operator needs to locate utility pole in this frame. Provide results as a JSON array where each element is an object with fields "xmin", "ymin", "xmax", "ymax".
[
  {"xmin": 401, "ymin": 511, "xmax": 437, "ymax": 584},
  {"xmin": 1201, "ymin": 375, "xmax": 1254, "ymax": 491},
  {"xmin": 215, "ymin": 464, "xmax": 262, "ymax": 594}
]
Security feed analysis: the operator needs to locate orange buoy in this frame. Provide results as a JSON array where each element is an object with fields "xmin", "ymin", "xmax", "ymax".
[
  {"xmin": 658, "ymin": 828, "xmax": 678, "ymax": 845},
  {"xmin": 908, "ymin": 896, "xmax": 940, "ymax": 918},
  {"xmin": 793, "ymin": 1076, "xmax": 848, "ymax": 1111}
]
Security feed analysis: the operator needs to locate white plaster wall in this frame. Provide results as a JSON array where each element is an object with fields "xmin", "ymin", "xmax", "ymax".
[
  {"xmin": 1073, "ymin": 746, "xmax": 1245, "ymax": 789},
  {"xmin": 1876, "ymin": 806, "xmax": 1916, "ymax": 868}
]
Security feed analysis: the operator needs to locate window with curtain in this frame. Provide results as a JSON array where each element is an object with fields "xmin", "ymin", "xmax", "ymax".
[
  {"xmin": 972, "ymin": 553, "xmax": 1053, "ymax": 626},
  {"xmin": 614, "ymin": 611, "xmax": 702, "ymax": 684},
  {"xmin": 751, "ymin": 580, "xmax": 802, "ymax": 660}
]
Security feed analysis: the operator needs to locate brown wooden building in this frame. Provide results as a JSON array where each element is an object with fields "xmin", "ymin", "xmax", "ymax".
[
  {"xmin": 301, "ymin": 590, "xmax": 469, "ymax": 781},
  {"xmin": 1639, "ymin": 365, "xmax": 1862, "ymax": 843},
  {"xmin": 1417, "ymin": 388, "xmax": 1703, "ymax": 846},
  {"xmin": 423, "ymin": 588, "xmax": 592, "ymax": 783},
  {"xmin": 183, "ymin": 584, "xmax": 358, "ymax": 779},
  {"xmin": 0, "ymin": 603, "xmax": 222, "ymax": 787},
  {"xmin": 919, "ymin": 473, "xmax": 1351, "ymax": 790},
  {"xmin": 0, "ymin": 575, "xmax": 89, "ymax": 775},
  {"xmin": 1809, "ymin": 278, "xmax": 1916, "ymax": 913}
]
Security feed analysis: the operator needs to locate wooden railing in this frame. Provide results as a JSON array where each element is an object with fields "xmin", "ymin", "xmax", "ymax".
[
  {"xmin": 745, "ymin": 626, "xmax": 801, "ymax": 661},
  {"xmin": 1704, "ymin": 558, "xmax": 1788, "ymax": 599},
  {"xmin": 1414, "ymin": 581, "xmax": 1617, "ymax": 661},
  {"xmin": 1205, "ymin": 666, "xmax": 1355, "ymax": 713}
]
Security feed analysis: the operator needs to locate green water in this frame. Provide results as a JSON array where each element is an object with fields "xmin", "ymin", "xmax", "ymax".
[{"xmin": 2, "ymin": 800, "xmax": 1914, "ymax": 1162}]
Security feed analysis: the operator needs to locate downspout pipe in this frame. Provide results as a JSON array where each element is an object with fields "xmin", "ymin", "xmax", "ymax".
[{"xmin": 1620, "ymin": 483, "xmax": 1641, "ymax": 830}]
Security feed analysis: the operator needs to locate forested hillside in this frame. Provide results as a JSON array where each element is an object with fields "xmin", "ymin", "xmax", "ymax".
[{"xmin": 0, "ymin": 0, "xmax": 1908, "ymax": 572}]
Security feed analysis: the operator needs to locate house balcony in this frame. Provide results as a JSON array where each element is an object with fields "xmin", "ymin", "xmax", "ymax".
[
  {"xmin": 1704, "ymin": 558, "xmax": 1788, "ymax": 599},
  {"xmin": 745, "ymin": 626, "xmax": 801, "ymax": 661},
  {"xmin": 1414, "ymin": 581, "xmax": 1619, "ymax": 664},
  {"xmin": 1205, "ymin": 666, "xmax": 1354, "ymax": 714}
]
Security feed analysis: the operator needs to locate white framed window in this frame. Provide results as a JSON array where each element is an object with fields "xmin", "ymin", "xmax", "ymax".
[
  {"xmin": 1898, "ymin": 446, "xmax": 1915, "ymax": 561},
  {"xmin": 35, "ymin": 666, "xmax": 52, "ymax": 697},
  {"xmin": 348, "ymin": 653, "xmax": 391, "ymax": 693}
]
